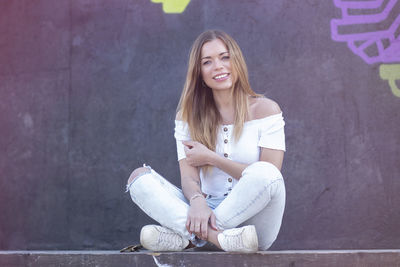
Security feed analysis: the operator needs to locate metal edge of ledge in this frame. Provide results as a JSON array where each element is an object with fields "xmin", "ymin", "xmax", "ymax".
[
  {"xmin": 1, "ymin": 250, "xmax": 400, "ymax": 267},
  {"xmin": 1, "ymin": 249, "xmax": 400, "ymax": 254}
]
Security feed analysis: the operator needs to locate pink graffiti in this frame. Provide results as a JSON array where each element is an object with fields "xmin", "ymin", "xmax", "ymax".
[{"xmin": 331, "ymin": 0, "xmax": 400, "ymax": 64}]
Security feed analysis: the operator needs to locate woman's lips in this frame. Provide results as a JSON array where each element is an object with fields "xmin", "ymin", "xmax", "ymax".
[{"xmin": 213, "ymin": 73, "xmax": 230, "ymax": 81}]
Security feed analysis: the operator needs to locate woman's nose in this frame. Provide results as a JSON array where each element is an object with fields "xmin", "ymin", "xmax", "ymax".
[{"xmin": 214, "ymin": 59, "xmax": 223, "ymax": 69}]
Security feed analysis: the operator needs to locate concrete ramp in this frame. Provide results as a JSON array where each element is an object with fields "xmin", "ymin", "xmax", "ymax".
[{"xmin": 1, "ymin": 250, "xmax": 400, "ymax": 267}]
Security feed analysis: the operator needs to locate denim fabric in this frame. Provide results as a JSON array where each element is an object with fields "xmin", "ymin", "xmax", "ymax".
[
  {"xmin": 127, "ymin": 161, "xmax": 285, "ymax": 250},
  {"xmin": 205, "ymin": 194, "xmax": 226, "ymax": 210}
]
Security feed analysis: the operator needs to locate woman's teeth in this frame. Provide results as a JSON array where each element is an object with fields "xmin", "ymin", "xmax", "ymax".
[{"xmin": 214, "ymin": 74, "xmax": 228, "ymax": 80}]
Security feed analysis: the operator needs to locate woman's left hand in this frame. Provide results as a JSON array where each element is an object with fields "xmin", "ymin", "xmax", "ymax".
[{"xmin": 183, "ymin": 141, "xmax": 215, "ymax": 167}]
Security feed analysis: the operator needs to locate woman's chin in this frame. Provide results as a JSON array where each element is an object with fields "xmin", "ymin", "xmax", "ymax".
[{"xmin": 210, "ymin": 82, "xmax": 233, "ymax": 92}]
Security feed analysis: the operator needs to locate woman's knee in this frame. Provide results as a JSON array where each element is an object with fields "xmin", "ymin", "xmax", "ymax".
[
  {"xmin": 127, "ymin": 166, "xmax": 151, "ymax": 185},
  {"xmin": 258, "ymin": 241, "xmax": 274, "ymax": 251},
  {"xmin": 257, "ymin": 232, "xmax": 280, "ymax": 251},
  {"xmin": 242, "ymin": 161, "xmax": 283, "ymax": 183}
]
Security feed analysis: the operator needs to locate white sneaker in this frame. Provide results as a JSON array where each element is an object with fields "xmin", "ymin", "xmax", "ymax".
[
  {"xmin": 140, "ymin": 225, "xmax": 189, "ymax": 251},
  {"xmin": 217, "ymin": 225, "xmax": 258, "ymax": 253}
]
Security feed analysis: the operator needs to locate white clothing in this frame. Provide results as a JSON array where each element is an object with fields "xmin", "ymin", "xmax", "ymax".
[
  {"xmin": 127, "ymin": 161, "xmax": 286, "ymax": 250},
  {"xmin": 174, "ymin": 112, "xmax": 286, "ymax": 197}
]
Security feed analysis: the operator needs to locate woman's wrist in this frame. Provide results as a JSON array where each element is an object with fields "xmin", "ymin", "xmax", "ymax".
[
  {"xmin": 207, "ymin": 151, "xmax": 218, "ymax": 166},
  {"xmin": 190, "ymin": 193, "xmax": 204, "ymax": 203},
  {"xmin": 189, "ymin": 193, "xmax": 207, "ymax": 207}
]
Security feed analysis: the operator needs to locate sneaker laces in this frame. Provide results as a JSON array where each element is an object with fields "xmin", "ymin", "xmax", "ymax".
[
  {"xmin": 222, "ymin": 228, "xmax": 244, "ymax": 250},
  {"xmin": 158, "ymin": 229, "xmax": 184, "ymax": 249}
]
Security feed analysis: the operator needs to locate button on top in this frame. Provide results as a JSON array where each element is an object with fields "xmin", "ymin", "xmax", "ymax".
[
  {"xmin": 228, "ymin": 177, "xmax": 233, "ymax": 183},
  {"xmin": 224, "ymin": 153, "xmax": 228, "ymax": 158},
  {"xmin": 223, "ymin": 127, "xmax": 228, "ymax": 132},
  {"xmin": 224, "ymin": 139, "xmax": 228, "ymax": 144}
]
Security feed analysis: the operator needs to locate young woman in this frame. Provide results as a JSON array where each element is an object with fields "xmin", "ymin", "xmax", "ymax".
[{"xmin": 126, "ymin": 30, "xmax": 286, "ymax": 253}]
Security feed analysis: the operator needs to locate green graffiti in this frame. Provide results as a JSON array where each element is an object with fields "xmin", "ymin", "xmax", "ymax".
[
  {"xmin": 151, "ymin": 0, "xmax": 190, "ymax": 13},
  {"xmin": 379, "ymin": 64, "xmax": 400, "ymax": 98}
]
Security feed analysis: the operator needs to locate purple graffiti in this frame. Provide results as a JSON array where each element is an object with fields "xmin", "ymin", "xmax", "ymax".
[{"xmin": 331, "ymin": 0, "xmax": 400, "ymax": 64}]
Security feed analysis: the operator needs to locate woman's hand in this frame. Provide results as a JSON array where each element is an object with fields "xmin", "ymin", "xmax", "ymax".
[
  {"xmin": 186, "ymin": 197, "xmax": 218, "ymax": 240},
  {"xmin": 183, "ymin": 141, "xmax": 215, "ymax": 167}
]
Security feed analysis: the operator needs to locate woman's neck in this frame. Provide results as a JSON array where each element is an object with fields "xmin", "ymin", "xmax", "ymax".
[{"xmin": 212, "ymin": 90, "xmax": 235, "ymax": 124}]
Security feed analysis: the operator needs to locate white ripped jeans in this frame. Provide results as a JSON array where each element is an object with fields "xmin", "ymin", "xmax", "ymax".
[{"xmin": 126, "ymin": 161, "xmax": 286, "ymax": 250}]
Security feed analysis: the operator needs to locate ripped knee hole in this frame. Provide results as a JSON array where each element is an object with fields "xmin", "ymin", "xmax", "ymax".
[{"xmin": 127, "ymin": 167, "xmax": 151, "ymax": 184}]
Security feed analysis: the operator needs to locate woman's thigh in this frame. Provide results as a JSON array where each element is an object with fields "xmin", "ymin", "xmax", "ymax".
[
  {"xmin": 213, "ymin": 161, "xmax": 286, "ymax": 247},
  {"xmin": 240, "ymin": 179, "xmax": 285, "ymax": 250}
]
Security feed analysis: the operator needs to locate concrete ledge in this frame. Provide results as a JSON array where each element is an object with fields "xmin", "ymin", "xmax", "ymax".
[{"xmin": 1, "ymin": 250, "xmax": 400, "ymax": 267}]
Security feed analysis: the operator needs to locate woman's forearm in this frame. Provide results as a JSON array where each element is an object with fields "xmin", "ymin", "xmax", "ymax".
[
  {"xmin": 208, "ymin": 153, "xmax": 249, "ymax": 180},
  {"xmin": 207, "ymin": 147, "xmax": 284, "ymax": 180},
  {"xmin": 179, "ymin": 160, "xmax": 205, "ymax": 202},
  {"xmin": 181, "ymin": 175, "xmax": 203, "ymax": 200}
]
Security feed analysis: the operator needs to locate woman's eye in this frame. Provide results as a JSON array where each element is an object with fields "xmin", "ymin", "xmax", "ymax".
[
  {"xmin": 202, "ymin": 60, "xmax": 211, "ymax": 65},
  {"xmin": 222, "ymin": 56, "xmax": 230, "ymax": 60}
]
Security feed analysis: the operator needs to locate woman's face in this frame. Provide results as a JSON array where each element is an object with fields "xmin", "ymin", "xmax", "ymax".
[{"xmin": 200, "ymin": 39, "xmax": 233, "ymax": 92}]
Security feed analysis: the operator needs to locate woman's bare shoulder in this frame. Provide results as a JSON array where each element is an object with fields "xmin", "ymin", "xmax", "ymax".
[
  {"xmin": 250, "ymin": 97, "xmax": 282, "ymax": 120},
  {"xmin": 175, "ymin": 110, "xmax": 183, "ymax": 120}
]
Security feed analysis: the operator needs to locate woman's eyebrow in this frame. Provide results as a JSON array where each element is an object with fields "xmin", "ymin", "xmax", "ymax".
[{"xmin": 201, "ymin": 51, "xmax": 229, "ymax": 60}]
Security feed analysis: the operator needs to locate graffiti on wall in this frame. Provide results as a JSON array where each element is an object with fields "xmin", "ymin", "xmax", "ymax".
[
  {"xmin": 331, "ymin": 0, "xmax": 400, "ymax": 97},
  {"xmin": 151, "ymin": 0, "xmax": 191, "ymax": 13}
]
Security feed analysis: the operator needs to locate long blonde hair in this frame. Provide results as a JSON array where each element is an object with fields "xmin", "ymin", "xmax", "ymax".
[{"xmin": 177, "ymin": 30, "xmax": 261, "ymax": 154}]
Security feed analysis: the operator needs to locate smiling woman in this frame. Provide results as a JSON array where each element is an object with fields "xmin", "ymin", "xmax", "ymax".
[
  {"xmin": 126, "ymin": 30, "xmax": 286, "ymax": 253},
  {"xmin": 201, "ymin": 40, "xmax": 233, "ymax": 91}
]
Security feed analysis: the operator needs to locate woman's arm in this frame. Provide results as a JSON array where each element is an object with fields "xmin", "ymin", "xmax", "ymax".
[
  {"xmin": 179, "ymin": 159, "xmax": 203, "ymax": 201},
  {"xmin": 184, "ymin": 141, "xmax": 283, "ymax": 180},
  {"xmin": 179, "ymin": 159, "xmax": 218, "ymax": 240},
  {"xmin": 183, "ymin": 142, "xmax": 249, "ymax": 179},
  {"xmin": 209, "ymin": 147, "xmax": 283, "ymax": 178},
  {"xmin": 259, "ymin": 147, "xmax": 284, "ymax": 170}
]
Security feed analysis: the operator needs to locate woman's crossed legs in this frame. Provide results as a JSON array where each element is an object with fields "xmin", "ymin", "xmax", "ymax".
[{"xmin": 126, "ymin": 161, "xmax": 285, "ymax": 251}]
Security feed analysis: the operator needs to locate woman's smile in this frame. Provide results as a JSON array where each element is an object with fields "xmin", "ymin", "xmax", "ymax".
[{"xmin": 213, "ymin": 73, "xmax": 230, "ymax": 81}]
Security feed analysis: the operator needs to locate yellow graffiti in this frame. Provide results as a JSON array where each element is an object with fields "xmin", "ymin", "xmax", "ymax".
[
  {"xmin": 379, "ymin": 64, "xmax": 400, "ymax": 98},
  {"xmin": 151, "ymin": 0, "xmax": 190, "ymax": 13}
]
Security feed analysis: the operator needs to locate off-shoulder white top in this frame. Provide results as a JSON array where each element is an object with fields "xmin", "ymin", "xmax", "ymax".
[{"xmin": 174, "ymin": 113, "xmax": 286, "ymax": 197}]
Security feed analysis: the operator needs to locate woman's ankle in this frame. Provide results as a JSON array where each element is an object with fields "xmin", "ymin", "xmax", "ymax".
[{"xmin": 207, "ymin": 227, "xmax": 222, "ymax": 249}]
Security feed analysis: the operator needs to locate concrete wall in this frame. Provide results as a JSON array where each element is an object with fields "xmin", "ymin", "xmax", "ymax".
[{"xmin": 0, "ymin": 0, "xmax": 399, "ymax": 250}]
